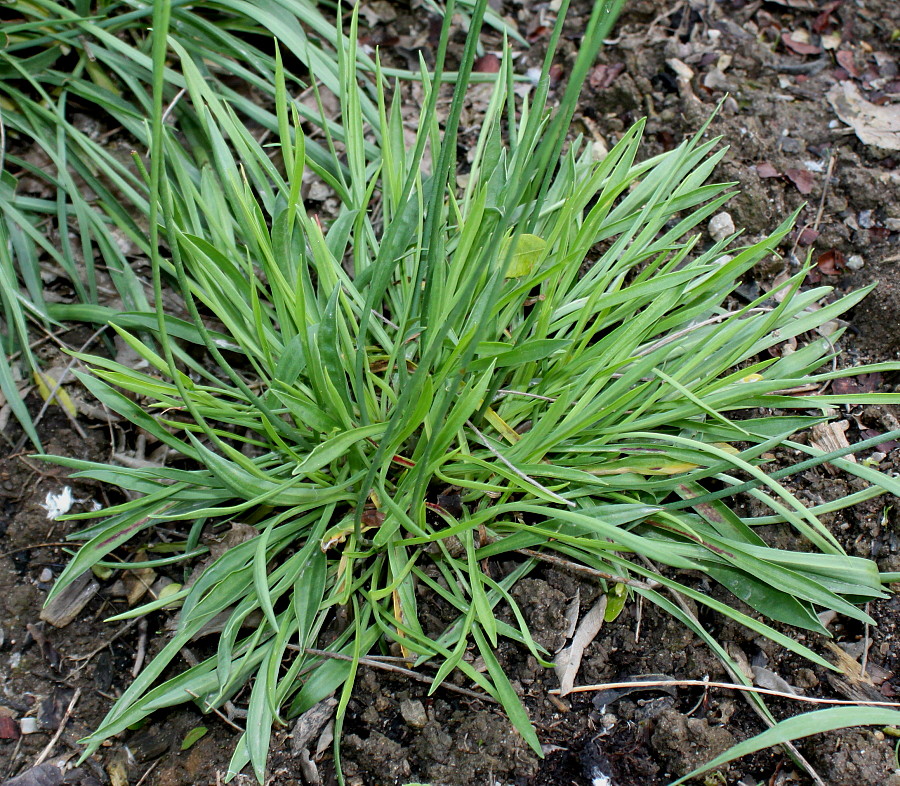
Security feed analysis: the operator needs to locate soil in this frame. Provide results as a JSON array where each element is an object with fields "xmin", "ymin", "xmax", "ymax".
[{"xmin": 3, "ymin": 1, "xmax": 900, "ymax": 785}]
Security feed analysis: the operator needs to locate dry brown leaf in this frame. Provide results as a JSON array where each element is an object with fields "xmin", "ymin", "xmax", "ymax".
[
  {"xmin": 554, "ymin": 595, "xmax": 607, "ymax": 696},
  {"xmin": 785, "ymin": 167, "xmax": 816, "ymax": 194},
  {"xmin": 590, "ymin": 63, "xmax": 625, "ymax": 90},
  {"xmin": 827, "ymin": 81, "xmax": 900, "ymax": 151},
  {"xmin": 809, "ymin": 420, "xmax": 856, "ymax": 472},
  {"xmin": 816, "ymin": 248, "xmax": 846, "ymax": 275},
  {"xmin": 783, "ymin": 33, "xmax": 821, "ymax": 56},
  {"xmin": 474, "ymin": 54, "xmax": 501, "ymax": 73},
  {"xmin": 292, "ymin": 698, "xmax": 337, "ymax": 755},
  {"xmin": 835, "ymin": 49, "xmax": 860, "ymax": 78},
  {"xmin": 562, "ymin": 590, "xmax": 581, "ymax": 640}
]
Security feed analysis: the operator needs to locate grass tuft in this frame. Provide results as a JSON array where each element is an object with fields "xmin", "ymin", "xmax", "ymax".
[{"xmin": 24, "ymin": 0, "xmax": 900, "ymax": 781}]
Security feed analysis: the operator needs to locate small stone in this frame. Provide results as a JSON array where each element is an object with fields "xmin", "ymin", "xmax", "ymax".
[
  {"xmin": 703, "ymin": 68, "xmax": 730, "ymax": 91},
  {"xmin": 38, "ymin": 568, "xmax": 53, "ymax": 583},
  {"xmin": 884, "ymin": 218, "xmax": 900, "ymax": 231},
  {"xmin": 708, "ymin": 212, "xmax": 735, "ymax": 243},
  {"xmin": 779, "ymin": 135, "xmax": 805, "ymax": 154},
  {"xmin": 399, "ymin": 698, "xmax": 428, "ymax": 729},
  {"xmin": 19, "ymin": 717, "xmax": 38, "ymax": 734},
  {"xmin": 858, "ymin": 209, "xmax": 874, "ymax": 229},
  {"xmin": 846, "ymin": 254, "xmax": 865, "ymax": 270}
]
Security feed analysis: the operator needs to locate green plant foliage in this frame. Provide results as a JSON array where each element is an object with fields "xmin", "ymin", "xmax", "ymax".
[
  {"xmin": 0, "ymin": 0, "xmax": 449, "ymax": 446},
  {"xmin": 31, "ymin": 0, "xmax": 900, "ymax": 782}
]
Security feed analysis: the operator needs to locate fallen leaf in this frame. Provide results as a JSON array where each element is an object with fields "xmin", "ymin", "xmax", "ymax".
[
  {"xmin": 855, "ymin": 372, "xmax": 882, "ymax": 393},
  {"xmin": 812, "ymin": 1, "xmax": 842, "ymax": 33},
  {"xmin": 502, "ymin": 233, "xmax": 546, "ymax": 278},
  {"xmin": 783, "ymin": 33, "xmax": 822, "ymax": 56},
  {"xmin": 827, "ymin": 81, "xmax": 900, "ymax": 150},
  {"xmin": 820, "ymin": 32, "xmax": 842, "ymax": 50},
  {"xmin": 859, "ymin": 429, "xmax": 900, "ymax": 453},
  {"xmin": 0, "ymin": 716, "xmax": 20, "ymax": 740},
  {"xmin": 562, "ymin": 590, "xmax": 580, "ymax": 640},
  {"xmin": 753, "ymin": 665, "xmax": 803, "ymax": 695},
  {"xmin": 1, "ymin": 764, "xmax": 63, "ymax": 786},
  {"xmin": 816, "ymin": 248, "xmax": 846, "ymax": 274},
  {"xmin": 474, "ymin": 54, "xmax": 500, "ymax": 73},
  {"xmin": 785, "ymin": 168, "xmax": 816, "ymax": 194},
  {"xmin": 40, "ymin": 571, "xmax": 99, "ymax": 628},
  {"xmin": 757, "ymin": 161, "xmax": 781, "ymax": 178},
  {"xmin": 208, "ymin": 522, "xmax": 259, "ymax": 560},
  {"xmin": 292, "ymin": 699, "xmax": 337, "ymax": 755},
  {"xmin": 549, "ymin": 62, "xmax": 565, "ymax": 86},
  {"xmin": 181, "ymin": 726, "xmax": 208, "ymax": 750},
  {"xmin": 555, "ymin": 595, "xmax": 607, "ymax": 696},
  {"xmin": 836, "ymin": 49, "xmax": 860, "ymax": 78},
  {"xmin": 590, "ymin": 62, "xmax": 625, "ymax": 90},
  {"xmin": 589, "ymin": 674, "xmax": 677, "ymax": 711},
  {"xmin": 526, "ymin": 24, "xmax": 550, "ymax": 43},
  {"xmin": 809, "ymin": 420, "xmax": 856, "ymax": 471},
  {"xmin": 34, "ymin": 370, "xmax": 77, "ymax": 418},
  {"xmin": 107, "ymin": 758, "xmax": 128, "ymax": 786},
  {"xmin": 797, "ymin": 227, "xmax": 820, "ymax": 245}
]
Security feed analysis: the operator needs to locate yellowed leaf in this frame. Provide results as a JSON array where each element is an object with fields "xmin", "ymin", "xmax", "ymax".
[
  {"xmin": 484, "ymin": 407, "xmax": 520, "ymax": 445},
  {"xmin": 502, "ymin": 233, "xmax": 546, "ymax": 278},
  {"xmin": 34, "ymin": 370, "xmax": 77, "ymax": 417}
]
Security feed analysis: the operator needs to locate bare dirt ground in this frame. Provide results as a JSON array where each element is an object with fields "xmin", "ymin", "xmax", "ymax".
[{"xmin": 3, "ymin": 1, "xmax": 900, "ymax": 785}]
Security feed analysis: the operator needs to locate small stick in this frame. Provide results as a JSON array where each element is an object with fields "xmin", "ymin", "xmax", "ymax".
[
  {"xmin": 636, "ymin": 308, "xmax": 772, "ymax": 358},
  {"xmin": 467, "ymin": 421, "xmax": 574, "ymax": 507},
  {"xmin": 5, "ymin": 736, "xmax": 24, "ymax": 779},
  {"xmin": 861, "ymin": 602, "xmax": 871, "ymax": 679},
  {"xmin": 32, "ymin": 687, "xmax": 82, "ymax": 767},
  {"xmin": 132, "ymin": 618, "xmax": 148, "ymax": 678},
  {"xmin": 184, "ymin": 689, "xmax": 246, "ymax": 733},
  {"xmin": 68, "ymin": 617, "xmax": 141, "ymax": 671},
  {"xmin": 553, "ymin": 679, "xmax": 900, "ymax": 708},
  {"xmin": 0, "ymin": 542, "xmax": 70, "ymax": 560},
  {"xmin": 301, "ymin": 647, "xmax": 498, "ymax": 704},
  {"xmin": 134, "ymin": 760, "xmax": 161, "ymax": 786},
  {"xmin": 514, "ymin": 548, "xmax": 656, "ymax": 591},
  {"xmin": 812, "ymin": 154, "xmax": 836, "ymax": 233}
]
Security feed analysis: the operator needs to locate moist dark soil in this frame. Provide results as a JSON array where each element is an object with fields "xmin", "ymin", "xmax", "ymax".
[{"xmin": 3, "ymin": 1, "xmax": 900, "ymax": 785}]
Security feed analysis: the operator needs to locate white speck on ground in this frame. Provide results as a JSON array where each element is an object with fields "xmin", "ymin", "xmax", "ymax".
[{"xmin": 40, "ymin": 487, "xmax": 75, "ymax": 520}]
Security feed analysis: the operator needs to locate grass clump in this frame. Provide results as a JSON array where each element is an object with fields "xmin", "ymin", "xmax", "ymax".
[
  {"xmin": 37, "ymin": 0, "xmax": 900, "ymax": 781},
  {"xmin": 0, "ymin": 0, "xmax": 396, "ymax": 447}
]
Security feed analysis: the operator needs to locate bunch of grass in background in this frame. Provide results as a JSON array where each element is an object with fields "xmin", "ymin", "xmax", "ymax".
[
  {"xmin": 2, "ymin": 0, "xmax": 511, "ymax": 447},
  {"xmin": 35, "ymin": 0, "xmax": 900, "ymax": 782}
]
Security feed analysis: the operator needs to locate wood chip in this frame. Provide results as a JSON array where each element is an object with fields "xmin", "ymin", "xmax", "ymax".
[
  {"xmin": 291, "ymin": 698, "xmax": 337, "ymax": 755},
  {"xmin": 40, "ymin": 571, "xmax": 99, "ymax": 628}
]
